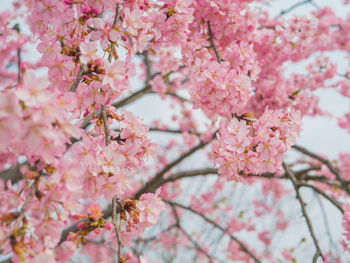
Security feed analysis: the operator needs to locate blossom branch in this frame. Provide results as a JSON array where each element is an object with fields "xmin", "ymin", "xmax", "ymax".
[
  {"xmin": 12, "ymin": 24, "xmax": 21, "ymax": 83},
  {"xmin": 134, "ymin": 134, "xmax": 216, "ymax": 199},
  {"xmin": 282, "ymin": 162, "xmax": 324, "ymax": 262},
  {"xmin": 298, "ymin": 182, "xmax": 343, "ymax": 213},
  {"xmin": 112, "ymin": 195, "xmax": 123, "ymax": 262},
  {"xmin": 207, "ymin": 21, "xmax": 222, "ymax": 63},
  {"xmin": 170, "ymin": 204, "xmax": 215, "ymax": 263},
  {"xmin": 178, "ymin": 226, "xmax": 215, "ymax": 263},
  {"xmin": 70, "ymin": 64, "xmax": 88, "ymax": 92},
  {"xmin": 108, "ymin": 3, "xmax": 121, "ymax": 63},
  {"xmin": 101, "ymin": 104, "xmax": 111, "ymax": 146},
  {"xmin": 274, "ymin": 0, "xmax": 319, "ymax": 19},
  {"xmin": 165, "ymin": 200, "xmax": 261, "ymax": 263},
  {"xmin": 292, "ymin": 145, "xmax": 349, "ymax": 191}
]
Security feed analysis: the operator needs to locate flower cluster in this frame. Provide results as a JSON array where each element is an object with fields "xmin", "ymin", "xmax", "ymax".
[{"xmin": 212, "ymin": 108, "xmax": 302, "ymax": 180}]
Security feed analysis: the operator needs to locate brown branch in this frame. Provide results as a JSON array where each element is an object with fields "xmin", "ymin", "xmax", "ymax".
[
  {"xmin": 292, "ymin": 145, "xmax": 348, "ymax": 191},
  {"xmin": 12, "ymin": 24, "xmax": 21, "ymax": 83},
  {"xmin": 70, "ymin": 64, "xmax": 88, "ymax": 92},
  {"xmin": 169, "ymin": 203, "xmax": 215, "ymax": 263},
  {"xmin": 112, "ymin": 195, "xmax": 123, "ymax": 262},
  {"xmin": 282, "ymin": 162, "xmax": 324, "ymax": 261},
  {"xmin": 112, "ymin": 85, "xmax": 152, "ymax": 109},
  {"xmin": 134, "ymin": 133, "xmax": 216, "ymax": 199},
  {"xmin": 0, "ymin": 163, "xmax": 25, "ymax": 185},
  {"xmin": 178, "ymin": 226, "xmax": 215, "ymax": 263},
  {"xmin": 149, "ymin": 127, "xmax": 199, "ymax": 136},
  {"xmin": 207, "ymin": 21, "xmax": 222, "ymax": 63},
  {"xmin": 165, "ymin": 200, "xmax": 261, "ymax": 263},
  {"xmin": 162, "ymin": 168, "xmax": 218, "ymax": 184},
  {"xmin": 274, "ymin": 0, "xmax": 319, "ymax": 19},
  {"xmin": 108, "ymin": 3, "xmax": 121, "ymax": 63},
  {"xmin": 17, "ymin": 47, "xmax": 21, "ymax": 83},
  {"xmin": 143, "ymin": 51, "xmax": 152, "ymax": 84},
  {"xmin": 298, "ymin": 182, "xmax": 343, "ymax": 213},
  {"xmin": 101, "ymin": 105, "xmax": 111, "ymax": 146},
  {"xmin": 134, "ymin": 224, "xmax": 177, "ymax": 244}
]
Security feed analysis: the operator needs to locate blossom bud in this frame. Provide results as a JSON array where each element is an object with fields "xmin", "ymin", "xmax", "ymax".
[
  {"xmin": 64, "ymin": 0, "xmax": 73, "ymax": 5},
  {"xmin": 82, "ymin": 6, "xmax": 91, "ymax": 14},
  {"xmin": 92, "ymin": 8, "xmax": 99, "ymax": 15},
  {"xmin": 77, "ymin": 222, "xmax": 86, "ymax": 229},
  {"xmin": 105, "ymin": 222, "xmax": 114, "ymax": 230},
  {"xmin": 94, "ymin": 228, "xmax": 100, "ymax": 234}
]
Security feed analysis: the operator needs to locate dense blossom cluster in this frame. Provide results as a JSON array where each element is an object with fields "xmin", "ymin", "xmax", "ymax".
[
  {"xmin": 0, "ymin": 0, "xmax": 350, "ymax": 262},
  {"xmin": 212, "ymin": 109, "xmax": 302, "ymax": 181}
]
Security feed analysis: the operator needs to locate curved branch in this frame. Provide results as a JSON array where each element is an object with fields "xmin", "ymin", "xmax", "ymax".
[
  {"xmin": 165, "ymin": 200, "xmax": 261, "ymax": 263},
  {"xmin": 134, "ymin": 135, "xmax": 215, "ymax": 199},
  {"xmin": 70, "ymin": 64, "xmax": 88, "ymax": 92},
  {"xmin": 282, "ymin": 162, "xmax": 324, "ymax": 261}
]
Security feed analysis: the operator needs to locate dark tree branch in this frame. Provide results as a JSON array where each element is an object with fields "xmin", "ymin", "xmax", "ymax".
[
  {"xmin": 298, "ymin": 182, "xmax": 343, "ymax": 213},
  {"xmin": 112, "ymin": 195, "xmax": 123, "ymax": 262},
  {"xmin": 108, "ymin": 3, "xmax": 120, "ymax": 63},
  {"xmin": 207, "ymin": 21, "xmax": 222, "ymax": 63},
  {"xmin": 178, "ymin": 226, "xmax": 215, "ymax": 263},
  {"xmin": 13, "ymin": 24, "xmax": 21, "ymax": 83},
  {"xmin": 134, "ymin": 134, "xmax": 216, "ymax": 199},
  {"xmin": 274, "ymin": 0, "xmax": 319, "ymax": 19},
  {"xmin": 70, "ymin": 64, "xmax": 88, "ymax": 92},
  {"xmin": 112, "ymin": 85, "xmax": 152, "ymax": 108},
  {"xmin": 292, "ymin": 145, "xmax": 348, "ymax": 192},
  {"xmin": 282, "ymin": 162, "xmax": 324, "ymax": 261},
  {"xmin": 165, "ymin": 200, "xmax": 261, "ymax": 263},
  {"xmin": 101, "ymin": 104, "xmax": 111, "ymax": 146}
]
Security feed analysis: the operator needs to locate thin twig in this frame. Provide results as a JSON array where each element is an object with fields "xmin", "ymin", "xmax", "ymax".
[
  {"xmin": 112, "ymin": 86, "xmax": 152, "ymax": 109},
  {"xmin": 108, "ymin": 4, "xmax": 120, "ymax": 63},
  {"xmin": 170, "ymin": 204, "xmax": 215, "ymax": 263},
  {"xmin": 314, "ymin": 193, "xmax": 335, "ymax": 251},
  {"xmin": 292, "ymin": 145, "xmax": 348, "ymax": 190},
  {"xmin": 17, "ymin": 48, "xmax": 21, "ymax": 83},
  {"xmin": 298, "ymin": 182, "xmax": 343, "ymax": 213},
  {"xmin": 282, "ymin": 162, "xmax": 324, "ymax": 261},
  {"xmin": 70, "ymin": 64, "xmax": 88, "ymax": 92},
  {"xmin": 274, "ymin": 0, "xmax": 317, "ymax": 19},
  {"xmin": 207, "ymin": 21, "xmax": 222, "ymax": 63},
  {"xmin": 178, "ymin": 226, "xmax": 215, "ymax": 263},
  {"xmin": 13, "ymin": 24, "xmax": 21, "ymax": 83},
  {"xmin": 134, "ymin": 133, "xmax": 216, "ymax": 199},
  {"xmin": 166, "ymin": 200, "xmax": 261, "ymax": 263},
  {"xmin": 101, "ymin": 104, "xmax": 111, "ymax": 146},
  {"xmin": 112, "ymin": 195, "xmax": 123, "ymax": 263}
]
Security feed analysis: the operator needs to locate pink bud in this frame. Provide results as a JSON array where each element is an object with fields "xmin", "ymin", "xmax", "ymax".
[
  {"xmin": 64, "ymin": 0, "xmax": 73, "ymax": 5},
  {"xmin": 105, "ymin": 222, "xmax": 113, "ymax": 230},
  {"xmin": 21, "ymin": 62, "xmax": 28, "ymax": 74},
  {"xmin": 126, "ymin": 252, "xmax": 132, "ymax": 258},
  {"xmin": 77, "ymin": 222, "xmax": 86, "ymax": 229},
  {"xmin": 82, "ymin": 6, "xmax": 91, "ymax": 14},
  {"xmin": 139, "ymin": 5, "xmax": 145, "ymax": 10},
  {"xmin": 94, "ymin": 228, "xmax": 100, "ymax": 234},
  {"xmin": 92, "ymin": 8, "xmax": 99, "ymax": 15},
  {"xmin": 121, "ymin": 36, "xmax": 127, "ymax": 42},
  {"xmin": 164, "ymin": 3, "xmax": 169, "ymax": 8}
]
